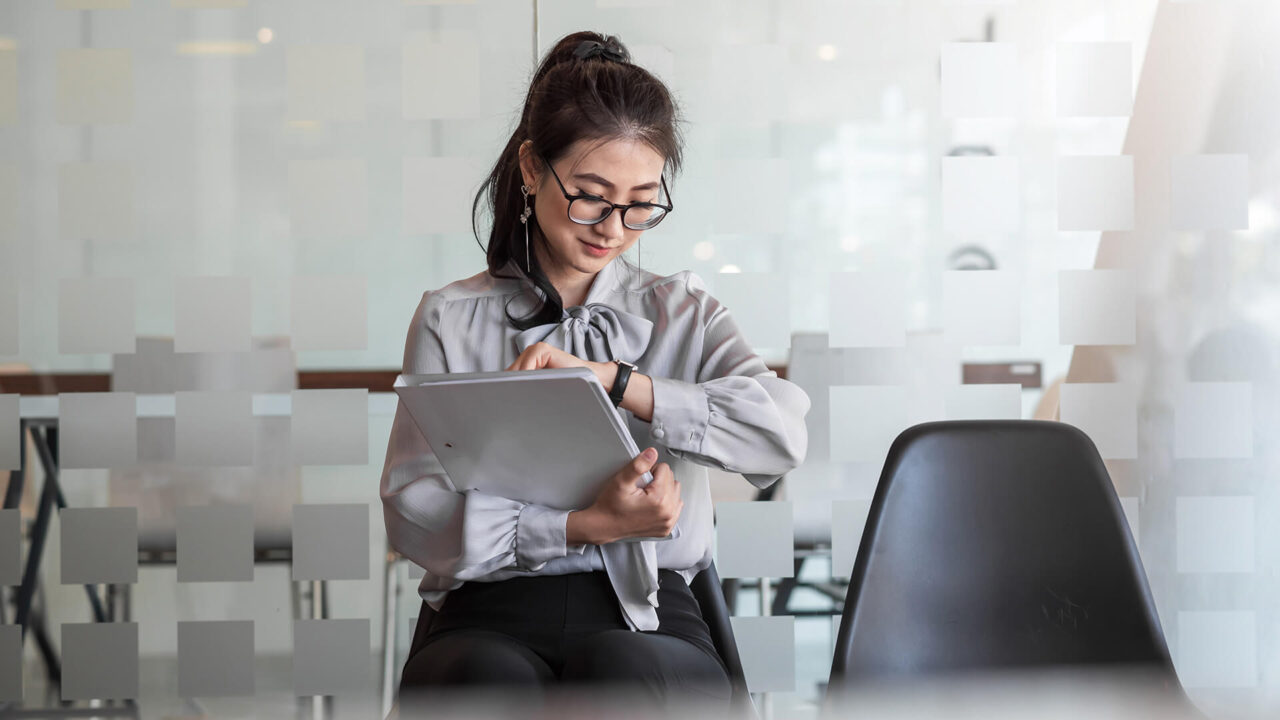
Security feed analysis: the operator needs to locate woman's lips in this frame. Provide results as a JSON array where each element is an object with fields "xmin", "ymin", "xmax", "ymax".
[{"xmin": 579, "ymin": 239, "xmax": 611, "ymax": 256}]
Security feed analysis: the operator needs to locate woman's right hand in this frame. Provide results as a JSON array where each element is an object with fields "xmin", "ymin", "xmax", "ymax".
[{"xmin": 566, "ymin": 447, "xmax": 683, "ymax": 545}]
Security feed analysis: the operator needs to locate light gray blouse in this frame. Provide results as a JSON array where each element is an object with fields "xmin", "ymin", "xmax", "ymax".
[{"xmin": 379, "ymin": 257, "xmax": 810, "ymax": 630}]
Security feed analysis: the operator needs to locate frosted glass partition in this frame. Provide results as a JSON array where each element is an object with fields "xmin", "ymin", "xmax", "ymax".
[{"xmin": 0, "ymin": 1, "xmax": 1276, "ymax": 719}]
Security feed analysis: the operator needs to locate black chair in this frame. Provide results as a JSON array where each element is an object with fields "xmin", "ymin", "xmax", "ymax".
[
  {"xmin": 690, "ymin": 561, "xmax": 756, "ymax": 719},
  {"xmin": 398, "ymin": 562, "xmax": 756, "ymax": 718},
  {"xmin": 827, "ymin": 420, "xmax": 1185, "ymax": 705}
]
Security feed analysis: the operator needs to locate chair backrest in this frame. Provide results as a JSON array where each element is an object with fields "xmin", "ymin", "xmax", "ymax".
[
  {"xmin": 689, "ymin": 561, "xmax": 756, "ymax": 719},
  {"xmin": 829, "ymin": 420, "xmax": 1175, "ymax": 687}
]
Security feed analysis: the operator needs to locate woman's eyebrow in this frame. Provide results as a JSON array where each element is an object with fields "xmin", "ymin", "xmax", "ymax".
[{"xmin": 572, "ymin": 172, "xmax": 659, "ymax": 192}]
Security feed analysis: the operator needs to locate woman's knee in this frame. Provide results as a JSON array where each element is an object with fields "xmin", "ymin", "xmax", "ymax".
[
  {"xmin": 399, "ymin": 631, "xmax": 553, "ymax": 688},
  {"xmin": 561, "ymin": 630, "xmax": 732, "ymax": 702}
]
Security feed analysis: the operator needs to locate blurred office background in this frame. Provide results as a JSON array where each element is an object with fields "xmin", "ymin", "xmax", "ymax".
[{"xmin": 0, "ymin": 0, "xmax": 1277, "ymax": 718}]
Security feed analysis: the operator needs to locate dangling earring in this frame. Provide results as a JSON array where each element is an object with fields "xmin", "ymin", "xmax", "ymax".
[{"xmin": 519, "ymin": 184, "xmax": 533, "ymax": 273}]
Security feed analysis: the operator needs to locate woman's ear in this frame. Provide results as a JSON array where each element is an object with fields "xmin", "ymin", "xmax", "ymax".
[{"xmin": 517, "ymin": 140, "xmax": 540, "ymax": 191}]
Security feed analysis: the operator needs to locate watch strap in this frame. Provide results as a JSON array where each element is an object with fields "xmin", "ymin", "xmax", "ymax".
[{"xmin": 609, "ymin": 359, "xmax": 635, "ymax": 407}]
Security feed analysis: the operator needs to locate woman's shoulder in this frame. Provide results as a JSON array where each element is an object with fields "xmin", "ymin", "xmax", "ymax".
[
  {"xmin": 626, "ymin": 264, "xmax": 712, "ymax": 300},
  {"xmin": 626, "ymin": 265, "xmax": 721, "ymax": 315},
  {"xmin": 420, "ymin": 266, "xmax": 524, "ymax": 311}
]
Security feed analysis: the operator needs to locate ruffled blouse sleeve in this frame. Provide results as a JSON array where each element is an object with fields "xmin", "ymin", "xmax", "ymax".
[
  {"xmin": 645, "ymin": 273, "xmax": 811, "ymax": 489},
  {"xmin": 379, "ymin": 291, "xmax": 586, "ymax": 581}
]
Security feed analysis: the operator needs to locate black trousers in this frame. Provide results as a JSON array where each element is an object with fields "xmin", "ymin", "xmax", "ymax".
[{"xmin": 397, "ymin": 569, "xmax": 732, "ymax": 715}]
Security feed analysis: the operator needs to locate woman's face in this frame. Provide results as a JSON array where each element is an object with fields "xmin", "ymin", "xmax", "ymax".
[{"xmin": 519, "ymin": 137, "xmax": 667, "ymax": 280}]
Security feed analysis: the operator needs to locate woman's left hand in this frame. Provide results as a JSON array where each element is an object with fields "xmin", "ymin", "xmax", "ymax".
[{"xmin": 505, "ymin": 341, "xmax": 613, "ymax": 391}]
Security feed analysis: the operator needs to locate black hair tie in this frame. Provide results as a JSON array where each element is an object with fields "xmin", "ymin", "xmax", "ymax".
[{"xmin": 573, "ymin": 39, "xmax": 626, "ymax": 63}]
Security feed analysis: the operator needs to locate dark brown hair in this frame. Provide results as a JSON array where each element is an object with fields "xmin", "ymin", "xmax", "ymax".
[{"xmin": 471, "ymin": 31, "xmax": 685, "ymax": 330}]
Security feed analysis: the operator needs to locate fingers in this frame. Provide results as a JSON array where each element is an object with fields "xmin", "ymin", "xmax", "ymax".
[
  {"xmin": 628, "ymin": 447, "xmax": 659, "ymax": 476},
  {"xmin": 644, "ymin": 462, "xmax": 680, "ymax": 506},
  {"xmin": 505, "ymin": 343, "xmax": 539, "ymax": 372}
]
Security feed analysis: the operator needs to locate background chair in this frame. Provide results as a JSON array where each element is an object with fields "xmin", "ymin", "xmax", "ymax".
[{"xmin": 826, "ymin": 420, "xmax": 1184, "ymax": 707}]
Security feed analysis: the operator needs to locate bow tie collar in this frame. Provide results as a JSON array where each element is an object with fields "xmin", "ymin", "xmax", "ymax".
[
  {"xmin": 513, "ymin": 302, "xmax": 653, "ymax": 363},
  {"xmin": 509, "ymin": 260, "xmax": 653, "ymax": 363}
]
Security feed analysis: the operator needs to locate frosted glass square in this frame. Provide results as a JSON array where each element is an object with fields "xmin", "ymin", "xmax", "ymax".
[
  {"xmin": 1056, "ymin": 42, "xmax": 1132, "ymax": 117},
  {"xmin": 597, "ymin": 0, "xmax": 671, "ymax": 6},
  {"xmin": 58, "ymin": 162, "xmax": 134, "ymax": 242},
  {"xmin": 832, "ymin": 348, "xmax": 910, "ymax": 387},
  {"xmin": 1176, "ymin": 496, "xmax": 1254, "ymax": 573},
  {"xmin": 1174, "ymin": 382, "xmax": 1252, "ymax": 458},
  {"xmin": 0, "ymin": 623, "xmax": 18, "ymax": 701},
  {"xmin": 172, "ymin": 0, "xmax": 248, "ymax": 7},
  {"xmin": 402, "ymin": 35, "xmax": 480, "ymax": 119},
  {"xmin": 60, "ymin": 507, "xmax": 137, "ymax": 585},
  {"xmin": 944, "ymin": 384, "xmax": 1021, "ymax": 420},
  {"xmin": 1058, "ymin": 156, "xmax": 1134, "ymax": 231},
  {"xmin": 58, "ymin": 278, "xmax": 135, "ymax": 354},
  {"xmin": 730, "ymin": 616, "xmax": 795, "ymax": 693},
  {"xmin": 1177, "ymin": 611, "xmax": 1256, "ymax": 688},
  {"xmin": 292, "ymin": 504, "xmax": 369, "ymax": 581},
  {"xmin": 287, "ymin": 44, "xmax": 365, "ymax": 122},
  {"xmin": 829, "ymin": 272, "xmax": 906, "ymax": 348},
  {"xmin": 1057, "ymin": 269, "xmax": 1135, "ymax": 346},
  {"xmin": 176, "ymin": 505, "xmax": 254, "ymax": 582},
  {"xmin": 0, "ymin": 163, "xmax": 14, "ymax": 239},
  {"xmin": 175, "ymin": 391, "xmax": 253, "ymax": 466},
  {"xmin": 59, "ymin": 392, "xmax": 137, "ymax": 469},
  {"xmin": 0, "ymin": 285, "xmax": 17, "ymax": 356},
  {"xmin": 942, "ymin": 270, "xmax": 1020, "ymax": 346},
  {"xmin": 1170, "ymin": 155, "xmax": 1249, "ymax": 231},
  {"xmin": 291, "ymin": 275, "xmax": 367, "ymax": 352},
  {"xmin": 713, "ymin": 159, "xmax": 788, "ymax": 234},
  {"xmin": 58, "ymin": 0, "xmax": 131, "ymax": 7},
  {"xmin": 57, "ymin": 49, "xmax": 132, "ymax": 124},
  {"xmin": 1059, "ymin": 382, "xmax": 1137, "ymax": 459},
  {"xmin": 0, "ymin": 49, "xmax": 15, "ymax": 125},
  {"xmin": 174, "ymin": 276, "xmax": 251, "ymax": 353},
  {"xmin": 714, "ymin": 501, "xmax": 793, "ymax": 579},
  {"xmin": 178, "ymin": 621, "xmax": 255, "ymax": 697},
  {"xmin": 830, "ymin": 386, "xmax": 910, "ymax": 463},
  {"xmin": 293, "ymin": 619, "xmax": 370, "ymax": 696},
  {"xmin": 942, "ymin": 157, "xmax": 1020, "ymax": 234},
  {"xmin": 403, "ymin": 157, "xmax": 486, "ymax": 235},
  {"xmin": 711, "ymin": 44, "xmax": 785, "ymax": 122},
  {"xmin": 0, "ymin": 509, "xmax": 18, "ymax": 586},
  {"xmin": 61, "ymin": 622, "xmax": 138, "ymax": 700},
  {"xmin": 941, "ymin": 42, "xmax": 1018, "ymax": 118},
  {"xmin": 707, "ymin": 272, "xmax": 790, "ymax": 352},
  {"xmin": 630, "ymin": 44, "xmax": 674, "ymax": 82},
  {"xmin": 0, "ymin": 394, "xmax": 17, "ymax": 470},
  {"xmin": 291, "ymin": 389, "xmax": 368, "ymax": 465},
  {"xmin": 830, "ymin": 499, "xmax": 871, "ymax": 579},
  {"xmin": 288, "ymin": 157, "xmax": 368, "ymax": 239},
  {"xmin": 904, "ymin": 331, "xmax": 963, "ymax": 390}
]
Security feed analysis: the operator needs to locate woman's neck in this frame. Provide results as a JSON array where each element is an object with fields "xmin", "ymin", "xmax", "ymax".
[{"xmin": 534, "ymin": 241, "xmax": 597, "ymax": 309}]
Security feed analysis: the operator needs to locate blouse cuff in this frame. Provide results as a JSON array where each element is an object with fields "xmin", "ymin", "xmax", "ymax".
[
  {"xmin": 648, "ymin": 375, "xmax": 711, "ymax": 455},
  {"xmin": 514, "ymin": 503, "xmax": 572, "ymax": 571}
]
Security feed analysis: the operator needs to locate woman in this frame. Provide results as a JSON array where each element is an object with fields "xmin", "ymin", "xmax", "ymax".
[{"xmin": 382, "ymin": 31, "xmax": 810, "ymax": 714}]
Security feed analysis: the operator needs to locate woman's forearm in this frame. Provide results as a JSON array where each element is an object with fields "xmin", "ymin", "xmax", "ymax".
[{"xmin": 592, "ymin": 361, "xmax": 655, "ymax": 423}]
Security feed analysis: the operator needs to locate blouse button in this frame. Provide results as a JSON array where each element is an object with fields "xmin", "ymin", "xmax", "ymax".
[{"xmin": 653, "ymin": 427, "xmax": 666, "ymax": 440}]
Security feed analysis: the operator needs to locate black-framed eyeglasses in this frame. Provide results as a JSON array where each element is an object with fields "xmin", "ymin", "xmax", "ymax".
[{"xmin": 539, "ymin": 152, "xmax": 674, "ymax": 231}]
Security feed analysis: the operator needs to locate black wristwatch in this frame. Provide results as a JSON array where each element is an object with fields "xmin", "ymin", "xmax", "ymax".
[{"xmin": 609, "ymin": 359, "xmax": 637, "ymax": 408}]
